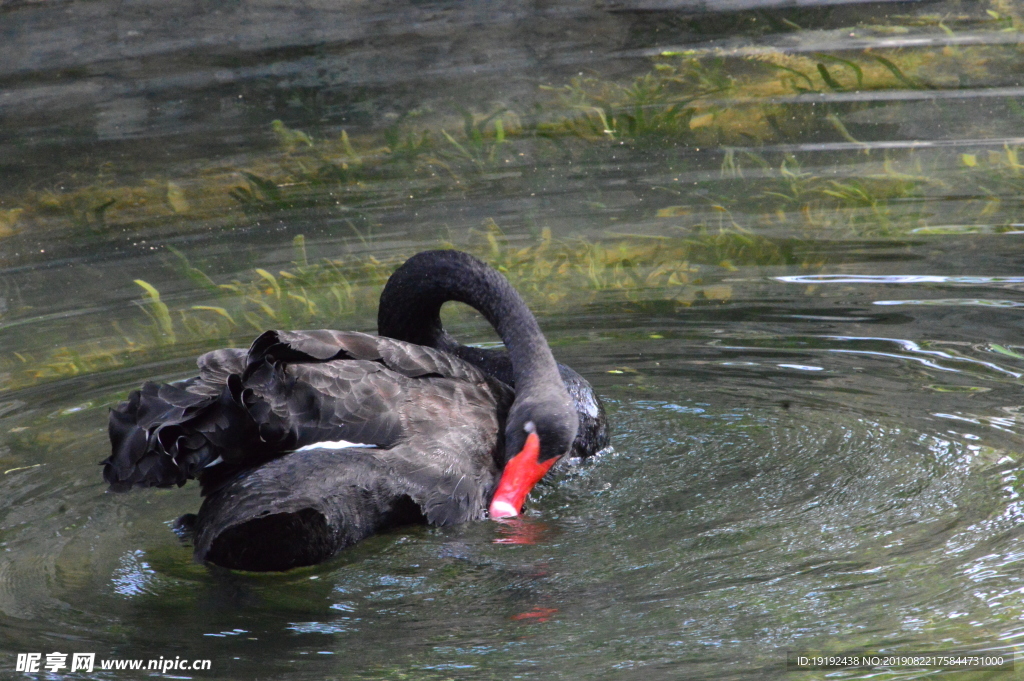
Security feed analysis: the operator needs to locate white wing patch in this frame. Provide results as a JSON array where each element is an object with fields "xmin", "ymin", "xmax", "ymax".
[{"xmin": 294, "ymin": 440, "xmax": 376, "ymax": 452}]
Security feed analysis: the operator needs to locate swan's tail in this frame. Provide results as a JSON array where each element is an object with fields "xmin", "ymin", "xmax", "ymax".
[
  {"xmin": 104, "ymin": 379, "xmax": 255, "ymax": 491},
  {"xmin": 103, "ymin": 347, "xmax": 278, "ymax": 492}
]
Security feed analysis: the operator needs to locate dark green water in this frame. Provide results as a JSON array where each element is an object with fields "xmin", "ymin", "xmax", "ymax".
[{"xmin": 3, "ymin": 1, "xmax": 1024, "ymax": 679}]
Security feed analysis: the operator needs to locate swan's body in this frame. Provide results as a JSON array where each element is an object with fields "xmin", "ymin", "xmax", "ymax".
[{"xmin": 104, "ymin": 250, "xmax": 607, "ymax": 571}]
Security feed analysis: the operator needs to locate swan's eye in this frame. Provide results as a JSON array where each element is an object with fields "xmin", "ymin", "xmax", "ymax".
[{"xmin": 524, "ymin": 420, "xmax": 536, "ymax": 434}]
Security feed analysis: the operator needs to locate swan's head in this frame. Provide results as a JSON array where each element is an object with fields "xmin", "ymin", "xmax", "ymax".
[{"xmin": 489, "ymin": 394, "xmax": 578, "ymax": 519}]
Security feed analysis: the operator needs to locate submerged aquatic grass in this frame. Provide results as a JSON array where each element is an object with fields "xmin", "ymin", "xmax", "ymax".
[
  {"xmin": 2, "ymin": 15, "xmax": 1024, "ymax": 241},
  {"xmin": 0, "ymin": 226, "xmax": 807, "ymax": 391}
]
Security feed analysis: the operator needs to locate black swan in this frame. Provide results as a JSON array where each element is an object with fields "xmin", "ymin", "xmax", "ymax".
[{"xmin": 104, "ymin": 250, "xmax": 608, "ymax": 571}]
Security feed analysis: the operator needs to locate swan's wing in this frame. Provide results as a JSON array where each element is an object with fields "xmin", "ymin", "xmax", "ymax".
[
  {"xmin": 236, "ymin": 329, "xmax": 499, "ymax": 451},
  {"xmin": 253, "ymin": 329, "xmax": 488, "ymax": 383},
  {"xmin": 193, "ymin": 437, "xmax": 498, "ymax": 570},
  {"xmin": 103, "ymin": 329, "xmax": 509, "ymax": 497},
  {"xmin": 193, "ymin": 447, "xmax": 402, "ymax": 570}
]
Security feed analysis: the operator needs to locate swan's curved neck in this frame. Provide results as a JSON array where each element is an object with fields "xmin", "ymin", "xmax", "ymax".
[{"xmin": 377, "ymin": 251, "xmax": 559, "ymax": 398}]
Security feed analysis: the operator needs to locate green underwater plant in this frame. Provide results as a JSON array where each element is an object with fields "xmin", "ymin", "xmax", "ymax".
[
  {"xmin": 438, "ymin": 108, "xmax": 513, "ymax": 170},
  {"xmin": 536, "ymin": 56, "xmax": 734, "ymax": 143},
  {"xmin": 4, "ymin": 26, "xmax": 1024, "ymax": 240},
  {"xmin": 0, "ymin": 225, "xmax": 821, "ymax": 391}
]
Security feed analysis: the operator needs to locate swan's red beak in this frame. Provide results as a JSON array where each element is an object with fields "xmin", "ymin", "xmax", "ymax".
[{"xmin": 488, "ymin": 432, "xmax": 559, "ymax": 519}]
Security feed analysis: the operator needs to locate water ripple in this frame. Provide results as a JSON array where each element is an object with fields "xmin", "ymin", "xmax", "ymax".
[{"xmin": 777, "ymin": 275, "xmax": 1024, "ymax": 285}]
